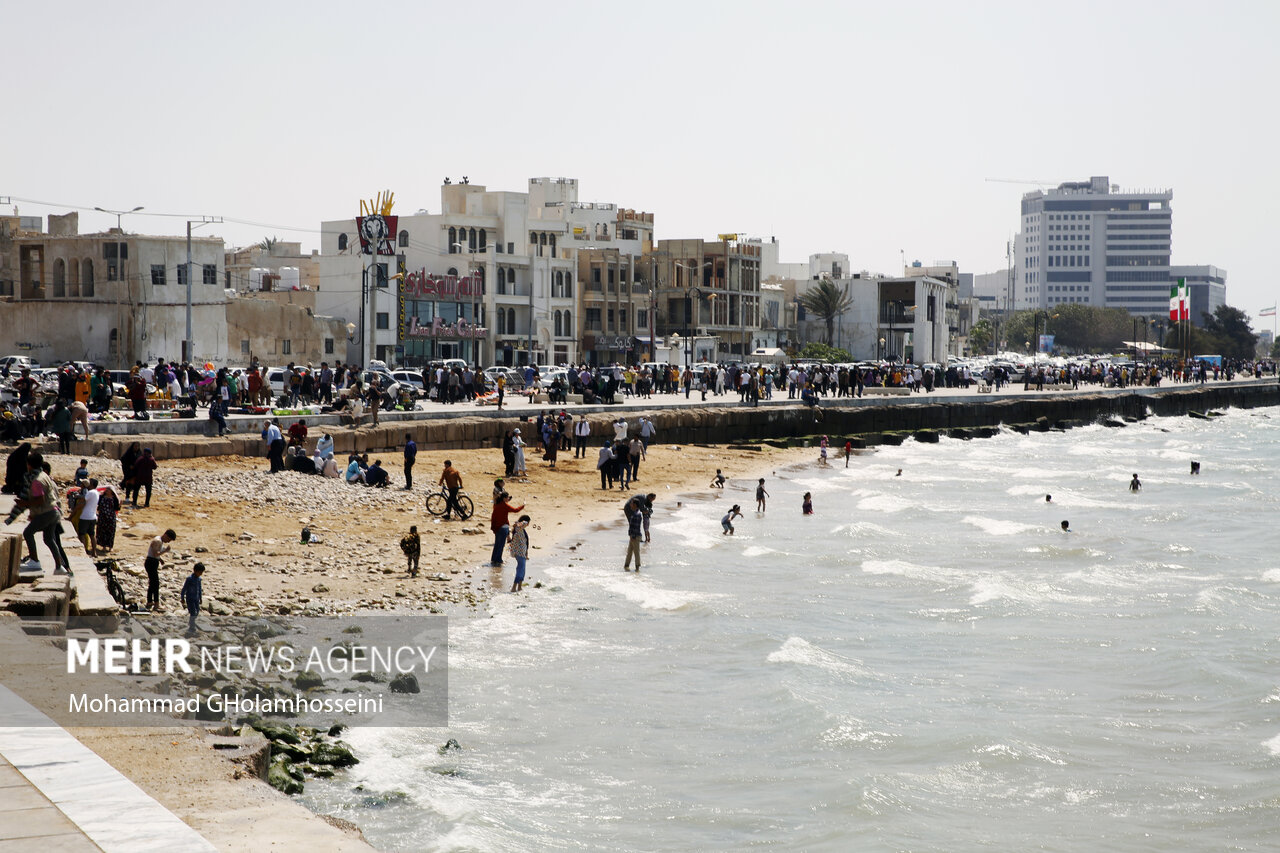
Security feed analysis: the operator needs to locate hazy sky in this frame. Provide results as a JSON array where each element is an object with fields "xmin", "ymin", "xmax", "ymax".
[{"xmin": 6, "ymin": 1, "xmax": 1277, "ymax": 318}]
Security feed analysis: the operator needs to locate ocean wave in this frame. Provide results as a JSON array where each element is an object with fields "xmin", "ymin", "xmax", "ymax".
[
  {"xmin": 767, "ymin": 636, "xmax": 869, "ymax": 677},
  {"xmin": 861, "ymin": 559, "xmax": 965, "ymax": 585},
  {"xmin": 962, "ymin": 516, "xmax": 1040, "ymax": 536},
  {"xmin": 855, "ymin": 495, "xmax": 914, "ymax": 514},
  {"xmin": 1264, "ymin": 733, "xmax": 1280, "ymax": 756}
]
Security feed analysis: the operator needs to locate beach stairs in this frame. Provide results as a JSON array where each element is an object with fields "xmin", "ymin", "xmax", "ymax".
[{"xmin": 0, "ymin": 496, "xmax": 120, "ymax": 636}]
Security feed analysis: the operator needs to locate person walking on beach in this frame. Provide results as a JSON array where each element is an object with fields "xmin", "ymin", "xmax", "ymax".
[
  {"xmin": 574, "ymin": 415, "xmax": 591, "ymax": 458},
  {"xmin": 818, "ymin": 436, "xmax": 830, "ymax": 466},
  {"xmin": 403, "ymin": 433, "xmax": 417, "ymax": 490},
  {"xmin": 756, "ymin": 478, "xmax": 770, "ymax": 512},
  {"xmin": 130, "ymin": 448, "xmax": 158, "ymax": 508},
  {"xmin": 642, "ymin": 493, "xmax": 656, "ymax": 543},
  {"xmin": 844, "ymin": 440, "xmax": 853, "ymax": 468},
  {"xmin": 511, "ymin": 429, "xmax": 528, "ymax": 479},
  {"xmin": 722, "ymin": 504, "xmax": 744, "ymax": 535},
  {"xmin": 145, "ymin": 529, "xmax": 176, "ymax": 611},
  {"xmin": 263, "ymin": 419, "xmax": 285, "ymax": 473},
  {"xmin": 180, "ymin": 562, "xmax": 204, "ymax": 636},
  {"xmin": 598, "ymin": 441, "xmax": 615, "ymax": 490},
  {"xmin": 401, "ymin": 525, "xmax": 421, "ymax": 577},
  {"xmin": 439, "ymin": 460, "xmax": 464, "ymax": 519},
  {"xmin": 623, "ymin": 498, "xmax": 644, "ymax": 572},
  {"xmin": 1129, "ymin": 473, "xmax": 1142, "ymax": 493},
  {"xmin": 71, "ymin": 478, "xmax": 100, "ymax": 558},
  {"xmin": 509, "ymin": 515, "xmax": 530, "ymax": 591},
  {"xmin": 490, "ymin": 491, "xmax": 524, "ymax": 567}
]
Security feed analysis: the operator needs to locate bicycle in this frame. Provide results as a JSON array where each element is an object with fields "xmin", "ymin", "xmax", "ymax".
[{"xmin": 426, "ymin": 487, "xmax": 474, "ymax": 520}]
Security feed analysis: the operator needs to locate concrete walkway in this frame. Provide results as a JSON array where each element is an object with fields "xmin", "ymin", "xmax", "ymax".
[{"xmin": 0, "ymin": 685, "xmax": 217, "ymax": 852}]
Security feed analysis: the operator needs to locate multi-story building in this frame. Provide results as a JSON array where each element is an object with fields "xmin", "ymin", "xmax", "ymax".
[
  {"xmin": 1016, "ymin": 176, "xmax": 1176, "ymax": 314},
  {"xmin": 649, "ymin": 237, "xmax": 762, "ymax": 358},
  {"xmin": 0, "ymin": 212, "xmax": 228, "ymax": 366},
  {"xmin": 317, "ymin": 178, "xmax": 651, "ymax": 368},
  {"xmin": 1169, "ymin": 264, "xmax": 1227, "ymax": 327}
]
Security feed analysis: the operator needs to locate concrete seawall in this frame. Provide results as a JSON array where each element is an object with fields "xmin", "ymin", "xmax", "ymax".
[{"xmin": 40, "ymin": 382, "xmax": 1280, "ymax": 462}]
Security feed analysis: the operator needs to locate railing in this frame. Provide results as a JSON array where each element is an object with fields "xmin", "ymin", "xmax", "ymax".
[{"xmin": 879, "ymin": 307, "xmax": 914, "ymax": 324}]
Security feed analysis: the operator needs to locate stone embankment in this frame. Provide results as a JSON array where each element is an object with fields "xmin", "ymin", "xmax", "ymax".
[{"xmin": 42, "ymin": 381, "xmax": 1280, "ymax": 462}]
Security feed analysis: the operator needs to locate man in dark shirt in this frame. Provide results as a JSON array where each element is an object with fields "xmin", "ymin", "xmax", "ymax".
[{"xmin": 403, "ymin": 434, "xmax": 417, "ymax": 490}]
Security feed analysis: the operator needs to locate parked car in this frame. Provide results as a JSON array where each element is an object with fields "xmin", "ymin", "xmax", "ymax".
[
  {"xmin": 391, "ymin": 369, "xmax": 425, "ymax": 394},
  {"xmin": 0, "ymin": 355, "xmax": 40, "ymax": 375}
]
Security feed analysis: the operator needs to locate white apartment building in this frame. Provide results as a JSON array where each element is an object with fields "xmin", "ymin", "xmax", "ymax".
[
  {"xmin": 318, "ymin": 178, "xmax": 650, "ymax": 367},
  {"xmin": 1015, "ymin": 176, "xmax": 1175, "ymax": 315}
]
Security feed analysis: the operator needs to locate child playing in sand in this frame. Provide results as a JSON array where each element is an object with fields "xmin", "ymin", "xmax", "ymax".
[
  {"xmin": 710, "ymin": 469, "xmax": 726, "ymax": 489},
  {"xmin": 401, "ymin": 525, "xmax": 421, "ymax": 577},
  {"xmin": 722, "ymin": 505, "xmax": 743, "ymax": 535}
]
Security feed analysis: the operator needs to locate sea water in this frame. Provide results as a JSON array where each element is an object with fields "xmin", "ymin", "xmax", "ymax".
[{"xmin": 301, "ymin": 409, "xmax": 1280, "ymax": 852}]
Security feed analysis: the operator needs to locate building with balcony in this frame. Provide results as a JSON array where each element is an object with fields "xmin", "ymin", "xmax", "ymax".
[
  {"xmin": 317, "ymin": 177, "xmax": 651, "ymax": 368},
  {"xmin": 649, "ymin": 237, "xmax": 762, "ymax": 358}
]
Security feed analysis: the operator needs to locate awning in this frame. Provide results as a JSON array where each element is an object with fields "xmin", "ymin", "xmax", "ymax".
[{"xmin": 1121, "ymin": 341, "xmax": 1171, "ymax": 353}]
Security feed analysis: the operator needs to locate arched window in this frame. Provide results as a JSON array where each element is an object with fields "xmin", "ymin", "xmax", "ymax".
[
  {"xmin": 497, "ymin": 310, "xmax": 507, "ymax": 335},
  {"xmin": 549, "ymin": 235, "xmax": 556, "ymax": 256},
  {"xmin": 497, "ymin": 267, "xmax": 506, "ymax": 294},
  {"xmin": 468, "ymin": 228, "xmax": 477, "ymax": 251},
  {"xmin": 476, "ymin": 267, "xmax": 485, "ymax": 294},
  {"xmin": 448, "ymin": 227, "xmax": 457, "ymax": 252},
  {"xmin": 398, "ymin": 230, "xmax": 409, "ymax": 248},
  {"xmin": 338, "ymin": 234, "xmax": 348, "ymax": 251},
  {"xmin": 52, "ymin": 258, "xmax": 66, "ymax": 297},
  {"xmin": 108, "ymin": 328, "xmax": 119, "ymax": 359},
  {"xmin": 562, "ymin": 274, "xmax": 572, "ymax": 299},
  {"xmin": 479, "ymin": 228, "xmax": 487, "ymax": 251},
  {"xmin": 81, "ymin": 259, "xmax": 94, "ymax": 297},
  {"xmin": 554, "ymin": 310, "xmax": 562, "ymax": 337},
  {"xmin": 447, "ymin": 267, "xmax": 458, "ymax": 278},
  {"xmin": 508, "ymin": 268, "xmax": 516, "ymax": 291},
  {"xmin": 562, "ymin": 310, "xmax": 571, "ymax": 337},
  {"xmin": 539, "ymin": 233, "xmax": 547, "ymax": 245},
  {"xmin": 507, "ymin": 308, "xmax": 516, "ymax": 334}
]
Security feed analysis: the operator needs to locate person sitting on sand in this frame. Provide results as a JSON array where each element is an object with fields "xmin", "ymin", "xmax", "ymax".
[{"xmin": 345, "ymin": 454, "xmax": 365, "ymax": 485}]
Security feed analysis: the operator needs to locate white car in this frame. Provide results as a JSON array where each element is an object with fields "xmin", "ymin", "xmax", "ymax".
[{"xmin": 391, "ymin": 370, "xmax": 425, "ymax": 393}]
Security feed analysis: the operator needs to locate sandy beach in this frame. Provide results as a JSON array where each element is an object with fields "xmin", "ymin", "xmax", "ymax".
[{"xmin": 19, "ymin": 433, "xmax": 816, "ymax": 849}]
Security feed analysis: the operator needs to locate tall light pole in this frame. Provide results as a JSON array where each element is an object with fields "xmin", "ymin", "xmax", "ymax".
[{"xmin": 186, "ymin": 216, "xmax": 223, "ymax": 363}]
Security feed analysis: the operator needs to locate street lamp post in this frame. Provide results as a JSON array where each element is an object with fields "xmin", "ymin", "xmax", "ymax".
[
  {"xmin": 185, "ymin": 216, "xmax": 223, "ymax": 364},
  {"xmin": 94, "ymin": 205, "xmax": 144, "ymax": 232}
]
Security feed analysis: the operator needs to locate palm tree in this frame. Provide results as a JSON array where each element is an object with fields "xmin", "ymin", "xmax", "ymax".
[
  {"xmin": 798, "ymin": 279, "xmax": 853, "ymax": 345},
  {"xmin": 257, "ymin": 236, "xmax": 279, "ymax": 252}
]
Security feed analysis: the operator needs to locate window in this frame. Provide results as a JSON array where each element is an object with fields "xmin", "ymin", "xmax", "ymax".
[
  {"xmin": 447, "ymin": 267, "xmax": 458, "ymax": 278},
  {"xmin": 203, "ymin": 264, "xmax": 217, "ymax": 285},
  {"xmin": 507, "ymin": 242, "xmax": 514, "ymax": 254},
  {"xmin": 376, "ymin": 312, "xmax": 389, "ymax": 330},
  {"xmin": 338, "ymin": 234, "xmax": 348, "ymax": 251},
  {"xmin": 507, "ymin": 308, "xmax": 515, "ymax": 332},
  {"xmin": 637, "ymin": 309, "xmax": 648, "ymax": 329},
  {"xmin": 586, "ymin": 308, "xmax": 602, "ymax": 331},
  {"xmin": 554, "ymin": 311, "xmax": 563, "ymax": 337},
  {"xmin": 376, "ymin": 263, "xmax": 388, "ymax": 287},
  {"xmin": 607, "ymin": 308, "xmax": 615, "ymax": 329},
  {"xmin": 449, "ymin": 227, "xmax": 457, "ymax": 252},
  {"xmin": 151, "ymin": 264, "xmax": 166, "ymax": 285},
  {"xmin": 398, "ymin": 230, "xmax": 409, "ymax": 248},
  {"xmin": 324, "ymin": 338, "xmax": 334, "ymax": 354},
  {"xmin": 498, "ymin": 310, "xmax": 507, "ymax": 335},
  {"xmin": 177, "ymin": 265, "xmax": 189, "ymax": 286},
  {"xmin": 619, "ymin": 309, "xmax": 628, "ymax": 329},
  {"xmin": 562, "ymin": 310, "xmax": 571, "ymax": 335},
  {"xmin": 497, "ymin": 267, "xmax": 507, "ymax": 294},
  {"xmin": 479, "ymin": 228, "xmax": 487, "ymax": 251},
  {"xmin": 281, "ymin": 339, "xmax": 292, "ymax": 355},
  {"xmin": 241, "ymin": 339, "xmax": 250, "ymax": 355}
]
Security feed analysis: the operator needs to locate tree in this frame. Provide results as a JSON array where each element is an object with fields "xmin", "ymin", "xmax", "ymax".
[
  {"xmin": 258, "ymin": 236, "xmax": 279, "ymax": 252},
  {"xmin": 1199, "ymin": 305, "xmax": 1257, "ymax": 360},
  {"xmin": 798, "ymin": 280, "xmax": 853, "ymax": 345},
  {"xmin": 799, "ymin": 342, "xmax": 852, "ymax": 363},
  {"xmin": 968, "ymin": 319, "xmax": 993, "ymax": 354}
]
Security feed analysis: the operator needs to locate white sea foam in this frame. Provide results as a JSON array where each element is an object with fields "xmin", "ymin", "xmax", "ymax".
[
  {"xmin": 1264, "ymin": 733, "xmax": 1280, "ymax": 756},
  {"xmin": 767, "ymin": 637, "xmax": 869, "ymax": 677},
  {"xmin": 576, "ymin": 571, "xmax": 712, "ymax": 611},
  {"xmin": 742, "ymin": 545, "xmax": 776, "ymax": 557},
  {"xmin": 1263, "ymin": 569, "xmax": 1280, "ymax": 583},
  {"xmin": 861, "ymin": 559, "xmax": 965, "ymax": 585},
  {"xmin": 855, "ymin": 494, "xmax": 914, "ymax": 513},
  {"xmin": 962, "ymin": 516, "xmax": 1039, "ymax": 536}
]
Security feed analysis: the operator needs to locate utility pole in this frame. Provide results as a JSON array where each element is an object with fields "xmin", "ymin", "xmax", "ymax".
[{"xmin": 186, "ymin": 216, "xmax": 223, "ymax": 363}]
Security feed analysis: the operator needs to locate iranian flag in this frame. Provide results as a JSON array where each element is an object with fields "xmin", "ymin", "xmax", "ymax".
[{"xmin": 1169, "ymin": 278, "xmax": 1188, "ymax": 322}]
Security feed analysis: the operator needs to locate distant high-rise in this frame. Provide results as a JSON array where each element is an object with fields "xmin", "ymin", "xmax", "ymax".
[{"xmin": 1015, "ymin": 176, "xmax": 1174, "ymax": 315}]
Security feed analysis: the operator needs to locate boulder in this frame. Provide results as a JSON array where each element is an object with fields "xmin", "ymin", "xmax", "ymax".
[
  {"xmin": 389, "ymin": 673, "xmax": 420, "ymax": 694},
  {"xmin": 267, "ymin": 758, "xmax": 304, "ymax": 795},
  {"xmin": 310, "ymin": 741, "xmax": 359, "ymax": 767},
  {"xmin": 294, "ymin": 671, "xmax": 324, "ymax": 691}
]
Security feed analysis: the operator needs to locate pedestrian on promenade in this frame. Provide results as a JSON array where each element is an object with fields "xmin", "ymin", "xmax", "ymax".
[
  {"xmin": 623, "ymin": 498, "xmax": 643, "ymax": 572},
  {"xmin": 490, "ymin": 491, "xmax": 524, "ymax": 567},
  {"xmin": 509, "ymin": 515, "xmax": 530, "ymax": 591},
  {"xmin": 403, "ymin": 433, "xmax": 417, "ymax": 490},
  {"xmin": 145, "ymin": 529, "xmax": 176, "ymax": 611},
  {"xmin": 638, "ymin": 417, "xmax": 656, "ymax": 456},
  {"xmin": 181, "ymin": 562, "xmax": 204, "ymax": 636}
]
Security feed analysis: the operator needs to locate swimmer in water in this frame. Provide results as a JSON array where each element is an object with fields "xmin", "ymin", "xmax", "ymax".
[
  {"xmin": 1061, "ymin": 520, "xmax": 1070, "ymax": 532},
  {"xmin": 1129, "ymin": 473, "xmax": 1142, "ymax": 493}
]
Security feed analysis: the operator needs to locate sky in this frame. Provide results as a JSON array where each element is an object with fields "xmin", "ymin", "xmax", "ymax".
[{"xmin": 5, "ymin": 0, "xmax": 1278, "ymax": 320}]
